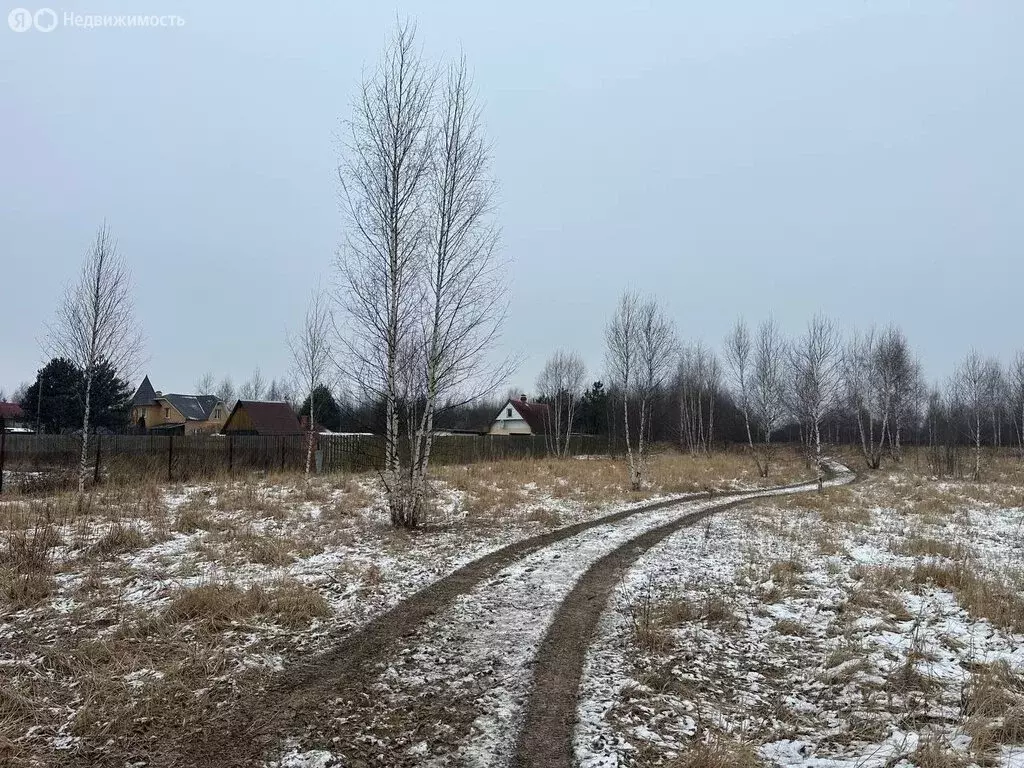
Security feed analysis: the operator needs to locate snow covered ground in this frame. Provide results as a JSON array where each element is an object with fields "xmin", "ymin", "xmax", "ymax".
[
  {"xmin": 0, "ymin": 452, "xmax": 810, "ymax": 766},
  {"xmin": 269, "ymin": 468, "xmax": 853, "ymax": 767},
  {"xmin": 576, "ymin": 465, "xmax": 1024, "ymax": 768}
]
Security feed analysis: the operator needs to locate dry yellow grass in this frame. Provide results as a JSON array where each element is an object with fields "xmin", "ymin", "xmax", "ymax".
[
  {"xmin": 962, "ymin": 660, "xmax": 1024, "ymax": 760},
  {"xmin": 668, "ymin": 738, "xmax": 765, "ymax": 768},
  {"xmin": 432, "ymin": 448, "xmax": 812, "ymax": 527},
  {"xmin": 164, "ymin": 578, "xmax": 331, "ymax": 631}
]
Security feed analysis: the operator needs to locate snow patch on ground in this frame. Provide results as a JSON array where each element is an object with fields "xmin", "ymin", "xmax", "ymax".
[{"xmin": 575, "ymin": 471, "xmax": 1024, "ymax": 767}]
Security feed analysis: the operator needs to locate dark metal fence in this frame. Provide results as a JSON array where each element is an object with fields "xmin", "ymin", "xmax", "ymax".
[{"xmin": 0, "ymin": 432, "xmax": 615, "ymax": 491}]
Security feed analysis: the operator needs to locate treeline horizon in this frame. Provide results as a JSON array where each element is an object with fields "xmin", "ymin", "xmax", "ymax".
[{"xmin": 10, "ymin": 316, "xmax": 1024, "ymax": 471}]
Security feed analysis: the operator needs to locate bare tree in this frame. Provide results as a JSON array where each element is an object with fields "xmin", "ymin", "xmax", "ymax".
[
  {"xmin": 536, "ymin": 350, "xmax": 587, "ymax": 456},
  {"xmin": 788, "ymin": 315, "xmax": 841, "ymax": 480},
  {"xmin": 400, "ymin": 55, "xmax": 510, "ymax": 523},
  {"xmin": 877, "ymin": 327, "xmax": 918, "ymax": 462},
  {"xmin": 844, "ymin": 328, "xmax": 908, "ymax": 470},
  {"xmin": 982, "ymin": 357, "xmax": 1006, "ymax": 449},
  {"xmin": 239, "ymin": 367, "xmax": 267, "ymax": 401},
  {"xmin": 194, "ymin": 371, "xmax": 216, "ymax": 396},
  {"xmin": 1010, "ymin": 350, "xmax": 1024, "ymax": 459},
  {"xmin": 336, "ymin": 24, "xmax": 507, "ymax": 527},
  {"xmin": 676, "ymin": 342, "xmax": 720, "ymax": 455},
  {"xmin": 336, "ymin": 21, "xmax": 431, "ymax": 525},
  {"xmin": 606, "ymin": 292, "xmax": 676, "ymax": 490},
  {"xmin": 724, "ymin": 318, "xmax": 758, "ymax": 470},
  {"xmin": 953, "ymin": 350, "xmax": 986, "ymax": 481},
  {"xmin": 290, "ymin": 289, "xmax": 334, "ymax": 476},
  {"xmin": 749, "ymin": 318, "xmax": 787, "ymax": 477},
  {"xmin": 12, "ymin": 383, "xmax": 30, "ymax": 409},
  {"xmin": 266, "ymin": 378, "xmax": 285, "ymax": 402},
  {"xmin": 216, "ymin": 377, "xmax": 236, "ymax": 409},
  {"xmin": 47, "ymin": 223, "xmax": 143, "ymax": 493}
]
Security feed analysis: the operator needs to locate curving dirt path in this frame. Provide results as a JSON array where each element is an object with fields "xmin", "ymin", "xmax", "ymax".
[
  {"xmin": 140, "ymin": 467, "xmax": 852, "ymax": 768},
  {"xmin": 149, "ymin": 486, "xmax": 768, "ymax": 767},
  {"xmin": 512, "ymin": 462, "xmax": 856, "ymax": 768}
]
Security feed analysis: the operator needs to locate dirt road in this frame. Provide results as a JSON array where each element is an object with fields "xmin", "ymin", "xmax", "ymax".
[{"xmin": 151, "ymin": 464, "xmax": 854, "ymax": 768}]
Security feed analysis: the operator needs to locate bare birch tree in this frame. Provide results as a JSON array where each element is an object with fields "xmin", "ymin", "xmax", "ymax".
[
  {"xmin": 749, "ymin": 318, "xmax": 787, "ymax": 477},
  {"xmin": 536, "ymin": 349, "xmax": 587, "ymax": 456},
  {"xmin": 788, "ymin": 315, "xmax": 841, "ymax": 484},
  {"xmin": 289, "ymin": 289, "xmax": 333, "ymax": 476},
  {"xmin": 401, "ymin": 55, "xmax": 510, "ymax": 524},
  {"xmin": 1010, "ymin": 350, "xmax": 1024, "ymax": 459},
  {"xmin": 877, "ymin": 327, "xmax": 918, "ymax": 462},
  {"xmin": 336, "ymin": 21, "xmax": 433, "ymax": 525},
  {"xmin": 47, "ymin": 223, "xmax": 143, "ymax": 493},
  {"xmin": 844, "ymin": 328, "xmax": 898, "ymax": 470},
  {"xmin": 606, "ymin": 292, "xmax": 676, "ymax": 490},
  {"xmin": 337, "ymin": 26, "xmax": 507, "ymax": 527},
  {"xmin": 676, "ymin": 342, "xmax": 720, "ymax": 455},
  {"xmin": 982, "ymin": 357, "xmax": 1006, "ymax": 449},
  {"xmin": 724, "ymin": 318, "xmax": 758, "ymax": 471},
  {"xmin": 953, "ymin": 350, "xmax": 986, "ymax": 481}
]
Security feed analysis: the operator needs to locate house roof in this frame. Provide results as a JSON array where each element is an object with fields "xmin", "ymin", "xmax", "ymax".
[
  {"xmin": 160, "ymin": 393, "xmax": 220, "ymax": 422},
  {"xmin": 196, "ymin": 395, "xmax": 220, "ymax": 419},
  {"xmin": 507, "ymin": 398, "xmax": 550, "ymax": 434},
  {"xmin": 131, "ymin": 375, "xmax": 157, "ymax": 407},
  {"xmin": 132, "ymin": 375, "xmax": 222, "ymax": 422},
  {"xmin": 225, "ymin": 400, "xmax": 303, "ymax": 435},
  {"xmin": 0, "ymin": 402, "xmax": 25, "ymax": 420}
]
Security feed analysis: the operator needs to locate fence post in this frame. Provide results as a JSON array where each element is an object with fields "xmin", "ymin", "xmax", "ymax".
[
  {"xmin": 280, "ymin": 437, "xmax": 286, "ymax": 472},
  {"xmin": 228, "ymin": 435, "xmax": 233, "ymax": 474},
  {"xmin": 168, "ymin": 435, "xmax": 174, "ymax": 482},
  {"xmin": 93, "ymin": 432, "xmax": 102, "ymax": 486}
]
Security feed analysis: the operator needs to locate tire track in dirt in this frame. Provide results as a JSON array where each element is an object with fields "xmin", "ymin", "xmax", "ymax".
[
  {"xmin": 142, "ymin": 478, "xmax": 834, "ymax": 768},
  {"xmin": 511, "ymin": 463, "xmax": 856, "ymax": 768}
]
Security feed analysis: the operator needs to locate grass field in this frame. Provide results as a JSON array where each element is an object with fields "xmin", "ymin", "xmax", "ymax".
[
  {"xmin": 0, "ymin": 448, "xmax": 811, "ymax": 766},
  {"xmin": 577, "ymin": 450, "xmax": 1024, "ymax": 768}
]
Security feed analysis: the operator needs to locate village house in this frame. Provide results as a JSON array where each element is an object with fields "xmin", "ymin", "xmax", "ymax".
[
  {"xmin": 0, "ymin": 402, "xmax": 31, "ymax": 433},
  {"xmin": 221, "ymin": 400, "xmax": 304, "ymax": 436},
  {"xmin": 488, "ymin": 395, "xmax": 549, "ymax": 436},
  {"xmin": 129, "ymin": 376, "xmax": 228, "ymax": 435}
]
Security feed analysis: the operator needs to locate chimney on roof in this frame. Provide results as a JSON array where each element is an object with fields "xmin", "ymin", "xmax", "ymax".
[{"xmin": 520, "ymin": 394, "xmax": 527, "ymax": 403}]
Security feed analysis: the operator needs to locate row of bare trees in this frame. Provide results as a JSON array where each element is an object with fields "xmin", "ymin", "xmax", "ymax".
[{"xmin": 590, "ymin": 293, "xmax": 1024, "ymax": 486}]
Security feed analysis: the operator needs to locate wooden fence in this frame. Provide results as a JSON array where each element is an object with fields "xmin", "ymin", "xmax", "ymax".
[{"xmin": 0, "ymin": 432, "xmax": 615, "ymax": 491}]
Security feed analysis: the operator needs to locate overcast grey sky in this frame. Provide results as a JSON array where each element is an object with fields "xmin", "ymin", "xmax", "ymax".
[{"xmin": 2, "ymin": 1, "xmax": 1022, "ymax": 398}]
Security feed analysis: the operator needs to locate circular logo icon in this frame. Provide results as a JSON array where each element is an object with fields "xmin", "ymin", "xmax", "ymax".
[
  {"xmin": 34, "ymin": 8, "xmax": 57, "ymax": 32},
  {"xmin": 8, "ymin": 8, "xmax": 33, "ymax": 31}
]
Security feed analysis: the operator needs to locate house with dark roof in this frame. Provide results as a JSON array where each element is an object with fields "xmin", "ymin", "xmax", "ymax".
[
  {"xmin": 129, "ymin": 376, "xmax": 229, "ymax": 434},
  {"xmin": 0, "ymin": 402, "xmax": 31, "ymax": 432},
  {"xmin": 221, "ymin": 400, "xmax": 304, "ymax": 436},
  {"xmin": 488, "ymin": 395, "xmax": 550, "ymax": 436}
]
